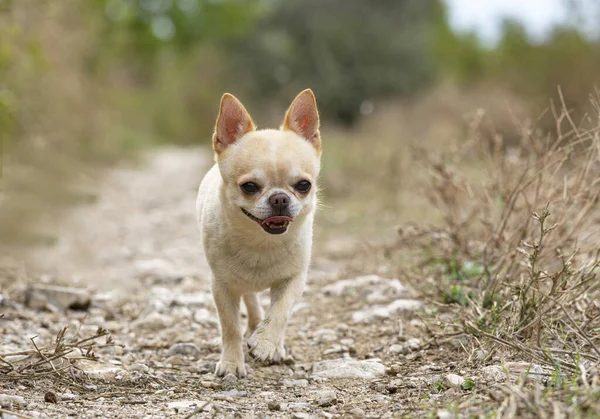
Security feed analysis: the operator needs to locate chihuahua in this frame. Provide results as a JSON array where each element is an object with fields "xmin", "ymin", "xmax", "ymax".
[{"xmin": 196, "ymin": 89, "xmax": 321, "ymax": 378}]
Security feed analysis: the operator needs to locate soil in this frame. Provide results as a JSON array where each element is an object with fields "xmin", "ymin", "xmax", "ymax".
[{"xmin": 0, "ymin": 147, "xmax": 496, "ymax": 418}]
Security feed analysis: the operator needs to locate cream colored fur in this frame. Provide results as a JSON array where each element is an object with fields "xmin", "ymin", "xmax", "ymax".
[{"xmin": 196, "ymin": 90, "xmax": 321, "ymax": 378}]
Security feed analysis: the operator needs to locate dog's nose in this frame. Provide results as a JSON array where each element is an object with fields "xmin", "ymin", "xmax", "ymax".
[{"xmin": 269, "ymin": 193, "xmax": 290, "ymax": 212}]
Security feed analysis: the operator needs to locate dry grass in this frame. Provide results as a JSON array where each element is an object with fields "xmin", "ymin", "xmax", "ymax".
[{"xmin": 393, "ymin": 94, "xmax": 600, "ymax": 416}]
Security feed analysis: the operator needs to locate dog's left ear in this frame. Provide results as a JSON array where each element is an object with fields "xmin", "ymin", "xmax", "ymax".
[{"xmin": 282, "ymin": 89, "xmax": 321, "ymax": 151}]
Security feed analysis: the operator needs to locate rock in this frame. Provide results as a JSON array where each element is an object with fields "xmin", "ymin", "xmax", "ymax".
[
  {"xmin": 193, "ymin": 308, "xmax": 217, "ymax": 325},
  {"xmin": 312, "ymin": 358, "xmax": 386, "ymax": 379},
  {"xmin": 223, "ymin": 372, "xmax": 238, "ymax": 383},
  {"xmin": 173, "ymin": 293, "xmax": 211, "ymax": 307},
  {"xmin": 0, "ymin": 394, "xmax": 26, "ymax": 408},
  {"xmin": 323, "ymin": 275, "xmax": 389, "ymax": 296},
  {"xmin": 505, "ymin": 362, "xmax": 546, "ymax": 382},
  {"xmin": 74, "ymin": 360, "xmax": 125, "ymax": 381},
  {"xmin": 366, "ymin": 279, "xmax": 416, "ymax": 303},
  {"xmin": 44, "ymin": 391, "xmax": 58, "ymax": 404},
  {"xmin": 348, "ymin": 408, "xmax": 366, "ymax": 418},
  {"xmin": 165, "ymin": 355, "xmax": 186, "ymax": 365},
  {"xmin": 292, "ymin": 413, "xmax": 309, "ymax": 419},
  {"xmin": 323, "ymin": 344, "xmax": 346, "ymax": 355},
  {"xmin": 168, "ymin": 343, "xmax": 202, "ymax": 358},
  {"xmin": 314, "ymin": 328, "xmax": 338, "ymax": 342},
  {"xmin": 387, "ymin": 299, "xmax": 422, "ymax": 313},
  {"xmin": 406, "ymin": 338, "xmax": 422, "ymax": 350},
  {"xmin": 25, "ymin": 285, "xmax": 91, "ymax": 311},
  {"xmin": 283, "ymin": 379, "xmax": 309, "ymax": 387},
  {"xmin": 59, "ymin": 393, "xmax": 79, "ymax": 401},
  {"xmin": 443, "ymin": 374, "xmax": 465, "ymax": 389},
  {"xmin": 352, "ymin": 299, "xmax": 422, "ymax": 323},
  {"xmin": 268, "ymin": 401, "xmax": 281, "ymax": 411},
  {"xmin": 132, "ymin": 311, "xmax": 172, "ymax": 331},
  {"xmin": 437, "ymin": 409, "xmax": 453, "ymax": 419},
  {"xmin": 128, "ymin": 363, "xmax": 149, "ymax": 372},
  {"xmin": 388, "ymin": 344, "xmax": 409, "ymax": 355},
  {"xmin": 134, "ymin": 259, "xmax": 179, "ymax": 280},
  {"xmin": 480, "ymin": 365, "xmax": 506, "ymax": 382},
  {"xmin": 168, "ymin": 399, "xmax": 208, "ymax": 413},
  {"xmin": 352, "ymin": 306, "xmax": 390, "ymax": 323},
  {"xmin": 215, "ymin": 389, "xmax": 247, "ymax": 400},
  {"xmin": 317, "ymin": 390, "xmax": 337, "ymax": 407}
]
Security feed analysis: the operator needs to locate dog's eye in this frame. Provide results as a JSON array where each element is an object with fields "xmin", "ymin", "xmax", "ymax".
[
  {"xmin": 240, "ymin": 182, "xmax": 260, "ymax": 195},
  {"xmin": 294, "ymin": 180, "xmax": 312, "ymax": 193}
]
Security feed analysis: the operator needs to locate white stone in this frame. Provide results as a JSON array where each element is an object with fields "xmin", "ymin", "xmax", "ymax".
[
  {"xmin": 317, "ymin": 390, "xmax": 337, "ymax": 407},
  {"xmin": 312, "ymin": 358, "xmax": 386, "ymax": 379},
  {"xmin": 443, "ymin": 374, "xmax": 465, "ymax": 389},
  {"xmin": 480, "ymin": 365, "xmax": 506, "ymax": 382},
  {"xmin": 74, "ymin": 360, "xmax": 125, "ymax": 381},
  {"xmin": 193, "ymin": 308, "xmax": 217, "ymax": 325},
  {"xmin": 132, "ymin": 311, "xmax": 172, "ymax": 330},
  {"xmin": 168, "ymin": 342, "xmax": 202, "ymax": 357},
  {"xmin": 283, "ymin": 379, "xmax": 309, "ymax": 387},
  {"xmin": 0, "ymin": 394, "xmax": 26, "ymax": 407},
  {"xmin": 25, "ymin": 285, "xmax": 91, "ymax": 311}
]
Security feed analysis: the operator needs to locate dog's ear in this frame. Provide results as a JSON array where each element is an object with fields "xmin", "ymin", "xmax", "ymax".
[
  {"xmin": 282, "ymin": 89, "xmax": 320, "ymax": 151},
  {"xmin": 213, "ymin": 93, "xmax": 255, "ymax": 154}
]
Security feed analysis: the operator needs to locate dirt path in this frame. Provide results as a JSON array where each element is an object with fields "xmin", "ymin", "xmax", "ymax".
[{"xmin": 1, "ymin": 147, "xmax": 469, "ymax": 418}]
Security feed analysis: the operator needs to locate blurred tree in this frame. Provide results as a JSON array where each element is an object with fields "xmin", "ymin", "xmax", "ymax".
[{"xmin": 224, "ymin": 0, "xmax": 439, "ymax": 126}]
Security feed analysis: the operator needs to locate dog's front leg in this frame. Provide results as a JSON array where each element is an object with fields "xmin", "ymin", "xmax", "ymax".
[
  {"xmin": 212, "ymin": 282, "xmax": 246, "ymax": 378},
  {"xmin": 247, "ymin": 275, "xmax": 305, "ymax": 363}
]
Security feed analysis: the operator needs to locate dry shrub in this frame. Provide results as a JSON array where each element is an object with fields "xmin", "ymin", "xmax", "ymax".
[
  {"xmin": 0, "ymin": 1, "xmax": 115, "ymax": 252},
  {"xmin": 399, "ymin": 95, "xmax": 600, "ymax": 375}
]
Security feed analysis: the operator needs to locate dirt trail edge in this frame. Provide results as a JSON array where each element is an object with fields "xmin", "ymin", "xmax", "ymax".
[{"xmin": 1, "ymin": 147, "xmax": 456, "ymax": 419}]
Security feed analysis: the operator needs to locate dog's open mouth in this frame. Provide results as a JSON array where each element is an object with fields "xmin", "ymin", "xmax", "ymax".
[{"xmin": 242, "ymin": 209, "xmax": 293, "ymax": 235}]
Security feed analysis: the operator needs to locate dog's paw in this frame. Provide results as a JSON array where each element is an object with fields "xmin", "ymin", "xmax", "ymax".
[
  {"xmin": 247, "ymin": 335, "xmax": 286, "ymax": 363},
  {"xmin": 215, "ymin": 360, "xmax": 247, "ymax": 378}
]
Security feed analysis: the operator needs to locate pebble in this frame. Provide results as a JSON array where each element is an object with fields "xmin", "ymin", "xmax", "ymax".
[
  {"xmin": 132, "ymin": 311, "xmax": 172, "ymax": 331},
  {"xmin": 316, "ymin": 390, "xmax": 337, "ymax": 407},
  {"xmin": 173, "ymin": 293, "xmax": 211, "ymax": 307},
  {"xmin": 128, "ymin": 363, "xmax": 149, "ymax": 372},
  {"xmin": 25, "ymin": 285, "xmax": 91, "ymax": 311},
  {"xmin": 283, "ymin": 379, "xmax": 309, "ymax": 387},
  {"xmin": 348, "ymin": 408, "xmax": 366, "ymax": 418},
  {"xmin": 134, "ymin": 259, "xmax": 179, "ymax": 280},
  {"xmin": 193, "ymin": 308, "xmax": 218, "ymax": 325},
  {"xmin": 74, "ymin": 360, "xmax": 124, "ymax": 381},
  {"xmin": 480, "ymin": 365, "xmax": 506, "ymax": 382},
  {"xmin": 167, "ymin": 399, "xmax": 207, "ymax": 413},
  {"xmin": 292, "ymin": 413, "xmax": 309, "ymax": 419},
  {"xmin": 352, "ymin": 299, "xmax": 422, "ymax": 323},
  {"xmin": 406, "ymin": 338, "xmax": 422, "ymax": 350},
  {"xmin": 168, "ymin": 342, "xmax": 202, "ymax": 357},
  {"xmin": 59, "ymin": 393, "xmax": 79, "ymax": 401},
  {"xmin": 214, "ymin": 389, "xmax": 247, "ymax": 400},
  {"xmin": 443, "ymin": 373, "xmax": 465, "ymax": 389},
  {"xmin": 312, "ymin": 358, "xmax": 386, "ymax": 379},
  {"xmin": 0, "ymin": 394, "xmax": 26, "ymax": 407},
  {"xmin": 437, "ymin": 409, "xmax": 453, "ymax": 419},
  {"xmin": 388, "ymin": 344, "xmax": 409, "ymax": 355},
  {"xmin": 268, "ymin": 401, "xmax": 281, "ymax": 411}
]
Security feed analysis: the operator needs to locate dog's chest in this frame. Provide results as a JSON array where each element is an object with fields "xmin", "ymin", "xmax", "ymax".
[{"xmin": 208, "ymin": 235, "xmax": 308, "ymax": 291}]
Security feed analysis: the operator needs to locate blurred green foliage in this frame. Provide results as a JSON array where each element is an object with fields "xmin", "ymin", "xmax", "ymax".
[
  {"xmin": 2, "ymin": 0, "xmax": 600, "ymax": 152},
  {"xmin": 223, "ymin": 0, "xmax": 439, "ymax": 125}
]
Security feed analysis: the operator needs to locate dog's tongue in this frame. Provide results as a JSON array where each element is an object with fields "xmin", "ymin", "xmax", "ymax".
[{"xmin": 262, "ymin": 216, "xmax": 293, "ymax": 225}]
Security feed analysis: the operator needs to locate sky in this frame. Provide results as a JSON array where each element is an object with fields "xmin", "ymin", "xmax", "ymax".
[{"xmin": 445, "ymin": 0, "xmax": 596, "ymax": 44}]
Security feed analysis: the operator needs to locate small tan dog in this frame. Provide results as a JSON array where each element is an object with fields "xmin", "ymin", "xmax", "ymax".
[{"xmin": 196, "ymin": 89, "xmax": 321, "ymax": 378}]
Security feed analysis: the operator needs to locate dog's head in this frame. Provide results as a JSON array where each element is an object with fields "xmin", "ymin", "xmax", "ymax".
[{"xmin": 213, "ymin": 89, "xmax": 321, "ymax": 235}]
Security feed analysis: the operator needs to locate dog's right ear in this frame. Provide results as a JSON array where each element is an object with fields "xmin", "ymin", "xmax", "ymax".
[{"xmin": 213, "ymin": 94, "xmax": 255, "ymax": 154}]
